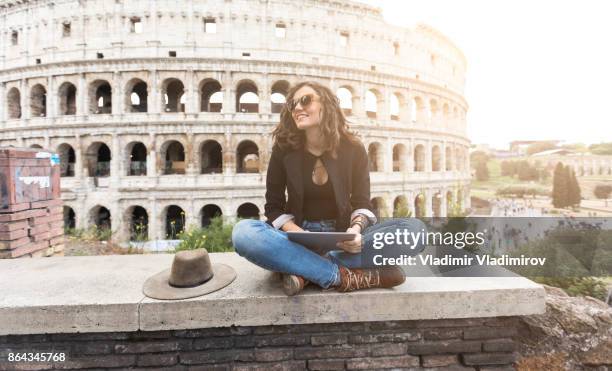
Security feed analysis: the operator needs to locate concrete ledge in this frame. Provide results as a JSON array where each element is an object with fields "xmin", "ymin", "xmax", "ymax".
[{"xmin": 0, "ymin": 253, "xmax": 546, "ymax": 335}]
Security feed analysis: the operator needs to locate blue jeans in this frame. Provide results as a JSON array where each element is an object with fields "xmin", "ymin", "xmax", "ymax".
[{"xmin": 231, "ymin": 218, "xmax": 426, "ymax": 289}]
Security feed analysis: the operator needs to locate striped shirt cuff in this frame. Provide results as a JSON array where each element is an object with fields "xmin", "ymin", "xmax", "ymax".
[
  {"xmin": 351, "ymin": 208, "xmax": 377, "ymax": 227},
  {"xmin": 271, "ymin": 213, "xmax": 295, "ymax": 230}
]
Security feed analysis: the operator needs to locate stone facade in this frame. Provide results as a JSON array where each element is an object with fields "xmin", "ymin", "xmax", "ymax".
[
  {"xmin": 0, "ymin": 0, "xmax": 471, "ymax": 242},
  {"xmin": 0, "ymin": 317, "xmax": 517, "ymax": 370}
]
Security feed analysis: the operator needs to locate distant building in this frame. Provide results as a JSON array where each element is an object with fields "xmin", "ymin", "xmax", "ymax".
[{"xmin": 509, "ymin": 140, "xmax": 561, "ymax": 156}]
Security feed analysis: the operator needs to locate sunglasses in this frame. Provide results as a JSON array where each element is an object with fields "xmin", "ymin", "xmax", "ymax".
[{"xmin": 286, "ymin": 94, "xmax": 319, "ymax": 112}]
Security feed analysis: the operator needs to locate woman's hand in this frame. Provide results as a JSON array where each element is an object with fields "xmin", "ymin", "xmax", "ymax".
[{"xmin": 336, "ymin": 226, "xmax": 362, "ymax": 254}]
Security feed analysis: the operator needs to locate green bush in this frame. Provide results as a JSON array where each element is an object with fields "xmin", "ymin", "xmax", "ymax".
[
  {"xmin": 532, "ymin": 277, "xmax": 608, "ymax": 301},
  {"xmin": 66, "ymin": 226, "xmax": 113, "ymax": 242},
  {"xmin": 510, "ymin": 228, "xmax": 612, "ymax": 301},
  {"xmin": 174, "ymin": 216, "xmax": 235, "ymax": 253}
]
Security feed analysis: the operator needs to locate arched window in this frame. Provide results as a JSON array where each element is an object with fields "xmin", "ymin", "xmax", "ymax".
[
  {"xmin": 85, "ymin": 142, "xmax": 111, "ymax": 177},
  {"xmin": 236, "ymin": 81, "xmax": 259, "ymax": 113},
  {"xmin": 161, "ymin": 141, "xmax": 185, "ymax": 175},
  {"xmin": 165, "ymin": 205, "xmax": 185, "ymax": 239},
  {"xmin": 127, "ymin": 142, "xmax": 147, "ymax": 176},
  {"xmin": 336, "ymin": 87, "xmax": 354, "ymax": 116},
  {"xmin": 30, "ymin": 84, "xmax": 47, "ymax": 117},
  {"xmin": 128, "ymin": 206, "xmax": 148, "ymax": 241},
  {"xmin": 236, "ymin": 140, "xmax": 259, "ymax": 173},
  {"xmin": 162, "ymin": 78, "xmax": 185, "ymax": 112},
  {"xmin": 126, "ymin": 79, "xmax": 148, "ymax": 113},
  {"xmin": 368, "ymin": 142, "xmax": 383, "ymax": 172},
  {"xmin": 200, "ymin": 140, "xmax": 223, "ymax": 174},
  {"xmin": 7, "ymin": 88, "xmax": 21, "ymax": 119},
  {"xmin": 89, "ymin": 80, "xmax": 112, "ymax": 114},
  {"xmin": 271, "ymin": 80, "xmax": 289, "ymax": 113},
  {"xmin": 201, "ymin": 204, "xmax": 222, "ymax": 227},
  {"xmin": 57, "ymin": 143, "xmax": 76, "ymax": 177},
  {"xmin": 58, "ymin": 82, "xmax": 77, "ymax": 115},
  {"xmin": 365, "ymin": 90, "xmax": 378, "ymax": 118},
  {"xmin": 200, "ymin": 80, "xmax": 223, "ymax": 112},
  {"xmin": 414, "ymin": 145, "xmax": 425, "ymax": 172}
]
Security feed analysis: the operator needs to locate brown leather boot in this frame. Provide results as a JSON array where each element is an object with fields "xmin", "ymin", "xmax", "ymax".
[
  {"xmin": 336, "ymin": 266, "xmax": 405, "ymax": 292},
  {"xmin": 282, "ymin": 274, "xmax": 310, "ymax": 296}
]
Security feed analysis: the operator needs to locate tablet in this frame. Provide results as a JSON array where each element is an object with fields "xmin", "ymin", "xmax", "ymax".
[{"xmin": 287, "ymin": 231, "xmax": 357, "ymax": 254}]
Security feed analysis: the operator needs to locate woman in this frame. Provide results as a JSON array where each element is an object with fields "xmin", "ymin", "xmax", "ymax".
[{"xmin": 232, "ymin": 81, "xmax": 425, "ymax": 296}]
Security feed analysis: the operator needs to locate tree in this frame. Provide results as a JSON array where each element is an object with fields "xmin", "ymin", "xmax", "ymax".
[
  {"xmin": 470, "ymin": 151, "xmax": 489, "ymax": 181},
  {"xmin": 470, "ymin": 151, "xmax": 489, "ymax": 165},
  {"xmin": 500, "ymin": 161, "xmax": 516, "ymax": 177},
  {"xmin": 566, "ymin": 166, "xmax": 581, "ymax": 207},
  {"xmin": 474, "ymin": 160, "xmax": 489, "ymax": 181},
  {"xmin": 552, "ymin": 162, "xmax": 568, "ymax": 208},
  {"xmin": 594, "ymin": 184, "xmax": 612, "ymax": 206}
]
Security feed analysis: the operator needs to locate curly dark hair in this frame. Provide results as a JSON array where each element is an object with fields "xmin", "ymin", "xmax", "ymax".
[{"xmin": 271, "ymin": 81, "xmax": 361, "ymax": 158}]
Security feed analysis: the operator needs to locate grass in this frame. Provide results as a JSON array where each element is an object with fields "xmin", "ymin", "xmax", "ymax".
[{"xmin": 472, "ymin": 158, "xmax": 553, "ymax": 198}]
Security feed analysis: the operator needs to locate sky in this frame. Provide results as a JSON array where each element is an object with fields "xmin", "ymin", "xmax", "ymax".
[{"xmin": 358, "ymin": 0, "xmax": 612, "ymax": 149}]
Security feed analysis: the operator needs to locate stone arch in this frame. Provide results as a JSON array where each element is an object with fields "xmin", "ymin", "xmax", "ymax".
[
  {"xmin": 200, "ymin": 79, "xmax": 223, "ymax": 112},
  {"xmin": 125, "ymin": 78, "xmax": 148, "ymax": 113},
  {"xmin": 414, "ymin": 144, "xmax": 426, "ymax": 172},
  {"xmin": 89, "ymin": 205, "xmax": 111, "ymax": 230},
  {"xmin": 446, "ymin": 147, "xmax": 453, "ymax": 171},
  {"xmin": 7, "ymin": 87, "xmax": 21, "ymax": 119},
  {"xmin": 236, "ymin": 80, "xmax": 259, "ymax": 113},
  {"xmin": 63, "ymin": 206, "xmax": 76, "ymax": 230},
  {"xmin": 126, "ymin": 205, "xmax": 148, "ymax": 241},
  {"xmin": 392, "ymin": 143, "xmax": 408, "ymax": 172},
  {"xmin": 57, "ymin": 143, "xmax": 76, "ymax": 177},
  {"xmin": 368, "ymin": 142, "xmax": 384, "ymax": 172},
  {"xmin": 200, "ymin": 140, "xmax": 223, "ymax": 174},
  {"xmin": 393, "ymin": 195, "xmax": 410, "ymax": 217},
  {"xmin": 162, "ymin": 78, "xmax": 185, "ymax": 112},
  {"xmin": 164, "ymin": 205, "xmax": 185, "ymax": 239},
  {"xmin": 58, "ymin": 82, "xmax": 77, "ymax": 115},
  {"xmin": 271, "ymin": 80, "xmax": 290, "ymax": 114},
  {"xmin": 336, "ymin": 86, "xmax": 356, "ymax": 116},
  {"xmin": 414, "ymin": 193, "xmax": 425, "ymax": 218},
  {"xmin": 390, "ymin": 92, "xmax": 406, "ymax": 121},
  {"xmin": 412, "ymin": 96, "xmax": 426, "ymax": 123},
  {"xmin": 365, "ymin": 89, "xmax": 382, "ymax": 118},
  {"xmin": 429, "ymin": 99, "xmax": 439, "ymax": 122},
  {"xmin": 89, "ymin": 80, "xmax": 112, "ymax": 114},
  {"xmin": 85, "ymin": 142, "xmax": 111, "ymax": 177},
  {"xmin": 200, "ymin": 204, "xmax": 222, "ymax": 227},
  {"xmin": 160, "ymin": 140, "xmax": 186, "ymax": 175},
  {"xmin": 432, "ymin": 145, "xmax": 441, "ymax": 171},
  {"xmin": 371, "ymin": 197, "xmax": 388, "ymax": 218},
  {"xmin": 237, "ymin": 202, "xmax": 260, "ymax": 219},
  {"xmin": 236, "ymin": 140, "xmax": 259, "ymax": 173},
  {"xmin": 442, "ymin": 103, "xmax": 450, "ymax": 122},
  {"xmin": 446, "ymin": 190, "xmax": 454, "ymax": 212},
  {"xmin": 126, "ymin": 141, "xmax": 147, "ymax": 176},
  {"xmin": 432, "ymin": 192, "xmax": 442, "ymax": 217},
  {"xmin": 30, "ymin": 84, "xmax": 47, "ymax": 117}
]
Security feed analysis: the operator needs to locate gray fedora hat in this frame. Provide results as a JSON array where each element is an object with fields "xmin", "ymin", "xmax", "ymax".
[{"xmin": 143, "ymin": 249, "xmax": 236, "ymax": 300}]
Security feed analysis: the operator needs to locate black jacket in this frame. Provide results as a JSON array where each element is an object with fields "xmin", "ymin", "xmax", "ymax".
[{"xmin": 264, "ymin": 137, "xmax": 375, "ymax": 231}]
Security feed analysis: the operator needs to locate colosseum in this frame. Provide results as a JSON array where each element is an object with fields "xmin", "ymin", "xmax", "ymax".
[{"xmin": 0, "ymin": 0, "xmax": 471, "ymax": 243}]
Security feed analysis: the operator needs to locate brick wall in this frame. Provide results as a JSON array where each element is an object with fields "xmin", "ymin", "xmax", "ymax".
[
  {"xmin": 0, "ymin": 317, "xmax": 518, "ymax": 370},
  {"xmin": 0, "ymin": 147, "xmax": 64, "ymax": 258}
]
